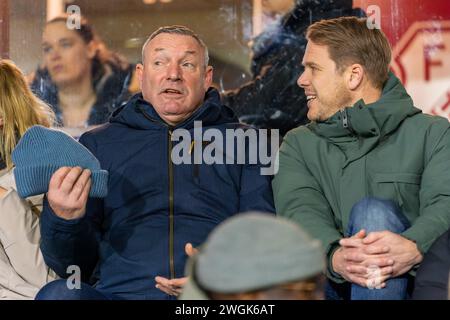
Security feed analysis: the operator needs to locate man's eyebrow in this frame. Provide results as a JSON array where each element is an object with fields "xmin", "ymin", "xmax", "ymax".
[
  {"xmin": 302, "ymin": 61, "xmax": 321, "ymax": 68},
  {"xmin": 153, "ymin": 48, "xmax": 197, "ymax": 56}
]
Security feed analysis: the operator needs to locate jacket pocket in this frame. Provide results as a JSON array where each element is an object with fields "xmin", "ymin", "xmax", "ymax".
[
  {"xmin": 374, "ymin": 173, "xmax": 421, "ymax": 185},
  {"xmin": 373, "ymin": 173, "xmax": 421, "ymax": 216}
]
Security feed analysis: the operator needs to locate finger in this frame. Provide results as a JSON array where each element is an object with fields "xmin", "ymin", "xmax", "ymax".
[
  {"xmin": 340, "ymin": 237, "xmax": 364, "ymax": 248},
  {"xmin": 155, "ymin": 276, "xmax": 171, "ymax": 286},
  {"xmin": 346, "ymin": 264, "xmax": 368, "ymax": 276},
  {"xmin": 78, "ymin": 176, "xmax": 91, "ymax": 203},
  {"xmin": 185, "ymin": 243, "xmax": 198, "ymax": 257},
  {"xmin": 155, "ymin": 277, "xmax": 178, "ymax": 294},
  {"xmin": 362, "ymin": 231, "xmax": 385, "ymax": 245},
  {"xmin": 348, "ymin": 265, "xmax": 394, "ymax": 279},
  {"xmin": 48, "ymin": 167, "xmax": 71, "ymax": 191},
  {"xmin": 345, "ymin": 264, "xmax": 367, "ymax": 278},
  {"xmin": 344, "ymin": 251, "xmax": 365, "ymax": 263},
  {"xmin": 167, "ymin": 277, "xmax": 188, "ymax": 288},
  {"xmin": 162, "ymin": 284, "xmax": 180, "ymax": 296},
  {"xmin": 364, "ymin": 244, "xmax": 390, "ymax": 255},
  {"xmin": 378, "ymin": 266, "xmax": 394, "ymax": 277},
  {"xmin": 347, "ymin": 274, "xmax": 369, "ymax": 288},
  {"xmin": 364, "ymin": 257, "xmax": 394, "ymax": 268},
  {"xmin": 71, "ymin": 169, "xmax": 91, "ymax": 200},
  {"xmin": 59, "ymin": 167, "xmax": 83, "ymax": 194},
  {"xmin": 155, "ymin": 284, "xmax": 177, "ymax": 296}
]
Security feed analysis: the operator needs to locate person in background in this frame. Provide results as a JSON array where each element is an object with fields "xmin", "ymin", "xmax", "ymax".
[
  {"xmin": 180, "ymin": 212, "xmax": 325, "ymax": 300},
  {"xmin": 29, "ymin": 14, "xmax": 138, "ymax": 138},
  {"xmin": 413, "ymin": 229, "xmax": 450, "ymax": 300},
  {"xmin": 0, "ymin": 59, "xmax": 58, "ymax": 299},
  {"xmin": 223, "ymin": 0, "xmax": 363, "ymax": 136}
]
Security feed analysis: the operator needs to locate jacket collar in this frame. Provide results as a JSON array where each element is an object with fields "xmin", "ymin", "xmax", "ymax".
[
  {"xmin": 307, "ymin": 73, "xmax": 422, "ymax": 166},
  {"xmin": 110, "ymin": 87, "xmax": 238, "ymax": 130},
  {"xmin": 308, "ymin": 73, "xmax": 421, "ymax": 139}
]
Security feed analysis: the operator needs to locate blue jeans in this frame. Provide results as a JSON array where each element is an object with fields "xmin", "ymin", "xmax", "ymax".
[
  {"xmin": 35, "ymin": 279, "xmax": 114, "ymax": 300},
  {"xmin": 325, "ymin": 197, "xmax": 413, "ymax": 300}
]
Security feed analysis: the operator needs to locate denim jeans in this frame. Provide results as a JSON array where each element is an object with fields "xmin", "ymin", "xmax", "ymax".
[
  {"xmin": 325, "ymin": 197, "xmax": 413, "ymax": 300},
  {"xmin": 35, "ymin": 279, "xmax": 114, "ymax": 300}
]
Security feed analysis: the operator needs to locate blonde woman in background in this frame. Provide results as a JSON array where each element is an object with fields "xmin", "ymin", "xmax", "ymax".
[{"xmin": 0, "ymin": 59, "xmax": 59, "ymax": 299}]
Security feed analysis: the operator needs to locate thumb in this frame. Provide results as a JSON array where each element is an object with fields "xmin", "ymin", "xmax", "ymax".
[{"xmin": 185, "ymin": 243, "xmax": 198, "ymax": 257}]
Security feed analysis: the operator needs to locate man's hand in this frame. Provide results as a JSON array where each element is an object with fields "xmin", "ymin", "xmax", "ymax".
[
  {"xmin": 0, "ymin": 186, "xmax": 8, "ymax": 199},
  {"xmin": 362, "ymin": 230, "xmax": 423, "ymax": 277},
  {"xmin": 332, "ymin": 230, "xmax": 393, "ymax": 288},
  {"xmin": 47, "ymin": 167, "xmax": 91, "ymax": 220},
  {"xmin": 155, "ymin": 243, "xmax": 198, "ymax": 296}
]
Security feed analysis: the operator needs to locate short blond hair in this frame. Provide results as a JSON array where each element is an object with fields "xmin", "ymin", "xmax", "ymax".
[
  {"xmin": 307, "ymin": 17, "xmax": 392, "ymax": 89},
  {"xmin": 0, "ymin": 60, "xmax": 55, "ymax": 169},
  {"xmin": 141, "ymin": 25, "xmax": 209, "ymax": 68}
]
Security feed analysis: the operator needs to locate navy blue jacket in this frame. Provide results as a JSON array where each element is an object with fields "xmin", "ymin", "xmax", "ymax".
[{"xmin": 40, "ymin": 88, "xmax": 275, "ymax": 299}]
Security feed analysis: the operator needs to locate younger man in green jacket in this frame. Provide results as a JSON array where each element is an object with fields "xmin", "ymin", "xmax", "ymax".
[{"xmin": 273, "ymin": 16, "xmax": 450, "ymax": 300}]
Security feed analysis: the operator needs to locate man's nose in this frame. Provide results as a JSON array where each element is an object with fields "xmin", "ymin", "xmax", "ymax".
[
  {"xmin": 166, "ymin": 63, "xmax": 181, "ymax": 81},
  {"xmin": 297, "ymin": 70, "xmax": 309, "ymax": 88}
]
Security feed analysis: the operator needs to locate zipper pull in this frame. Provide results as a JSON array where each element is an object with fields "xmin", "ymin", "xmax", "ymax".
[{"xmin": 340, "ymin": 109, "xmax": 349, "ymax": 129}]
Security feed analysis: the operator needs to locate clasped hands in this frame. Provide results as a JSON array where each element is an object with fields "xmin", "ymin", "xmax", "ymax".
[{"xmin": 332, "ymin": 230, "xmax": 423, "ymax": 288}]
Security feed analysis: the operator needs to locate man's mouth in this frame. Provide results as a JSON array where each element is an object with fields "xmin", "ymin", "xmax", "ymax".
[
  {"xmin": 306, "ymin": 95, "xmax": 317, "ymax": 106},
  {"xmin": 162, "ymin": 88, "xmax": 183, "ymax": 95}
]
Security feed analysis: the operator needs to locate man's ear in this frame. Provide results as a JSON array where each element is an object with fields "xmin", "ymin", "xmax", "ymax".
[
  {"xmin": 203, "ymin": 66, "xmax": 213, "ymax": 90},
  {"xmin": 136, "ymin": 63, "xmax": 144, "ymax": 90},
  {"xmin": 347, "ymin": 64, "xmax": 364, "ymax": 91}
]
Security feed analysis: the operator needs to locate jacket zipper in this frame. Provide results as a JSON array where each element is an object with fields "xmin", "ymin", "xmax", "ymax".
[
  {"xmin": 340, "ymin": 108, "xmax": 357, "ymax": 137},
  {"xmin": 168, "ymin": 129, "xmax": 175, "ymax": 279},
  {"xmin": 139, "ymin": 107, "xmax": 175, "ymax": 279},
  {"xmin": 340, "ymin": 109, "xmax": 349, "ymax": 129}
]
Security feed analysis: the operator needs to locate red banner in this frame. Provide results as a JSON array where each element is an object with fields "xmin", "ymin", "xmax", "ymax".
[{"xmin": 354, "ymin": 0, "xmax": 450, "ymax": 117}]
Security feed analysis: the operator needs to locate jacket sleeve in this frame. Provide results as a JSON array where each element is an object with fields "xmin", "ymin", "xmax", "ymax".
[
  {"xmin": 402, "ymin": 123, "xmax": 450, "ymax": 254},
  {"xmin": 0, "ymin": 188, "xmax": 58, "ymax": 294},
  {"xmin": 238, "ymin": 162, "xmax": 275, "ymax": 214},
  {"xmin": 272, "ymin": 130, "xmax": 344, "ymax": 282},
  {"xmin": 238, "ymin": 129, "xmax": 275, "ymax": 214},
  {"xmin": 39, "ymin": 133, "xmax": 104, "ymax": 282},
  {"xmin": 412, "ymin": 230, "xmax": 450, "ymax": 300}
]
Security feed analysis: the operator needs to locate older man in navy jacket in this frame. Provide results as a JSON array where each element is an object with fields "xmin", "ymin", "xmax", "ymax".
[{"xmin": 36, "ymin": 25, "xmax": 275, "ymax": 300}]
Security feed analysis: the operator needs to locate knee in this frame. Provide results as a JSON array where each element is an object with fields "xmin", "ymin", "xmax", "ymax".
[
  {"xmin": 348, "ymin": 197, "xmax": 409, "ymax": 234},
  {"xmin": 35, "ymin": 279, "xmax": 77, "ymax": 300}
]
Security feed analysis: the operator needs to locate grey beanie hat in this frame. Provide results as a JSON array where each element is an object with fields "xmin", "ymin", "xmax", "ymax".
[
  {"xmin": 194, "ymin": 212, "xmax": 324, "ymax": 294},
  {"xmin": 12, "ymin": 125, "xmax": 108, "ymax": 198}
]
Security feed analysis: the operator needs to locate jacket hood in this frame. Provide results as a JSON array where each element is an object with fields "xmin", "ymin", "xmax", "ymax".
[{"xmin": 110, "ymin": 87, "xmax": 238, "ymax": 130}]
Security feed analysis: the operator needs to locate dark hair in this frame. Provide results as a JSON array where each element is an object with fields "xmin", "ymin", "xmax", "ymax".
[{"xmin": 45, "ymin": 14, "xmax": 130, "ymax": 86}]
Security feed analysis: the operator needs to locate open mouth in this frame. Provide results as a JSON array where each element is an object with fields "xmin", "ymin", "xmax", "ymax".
[
  {"xmin": 306, "ymin": 95, "xmax": 317, "ymax": 106},
  {"xmin": 162, "ymin": 88, "xmax": 183, "ymax": 95}
]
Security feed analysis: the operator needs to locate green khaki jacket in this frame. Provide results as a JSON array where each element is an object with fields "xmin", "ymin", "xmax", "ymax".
[{"xmin": 273, "ymin": 73, "xmax": 450, "ymax": 283}]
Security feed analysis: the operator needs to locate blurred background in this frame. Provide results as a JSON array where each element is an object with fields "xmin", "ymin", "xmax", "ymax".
[{"xmin": 4, "ymin": 0, "xmax": 298, "ymax": 91}]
